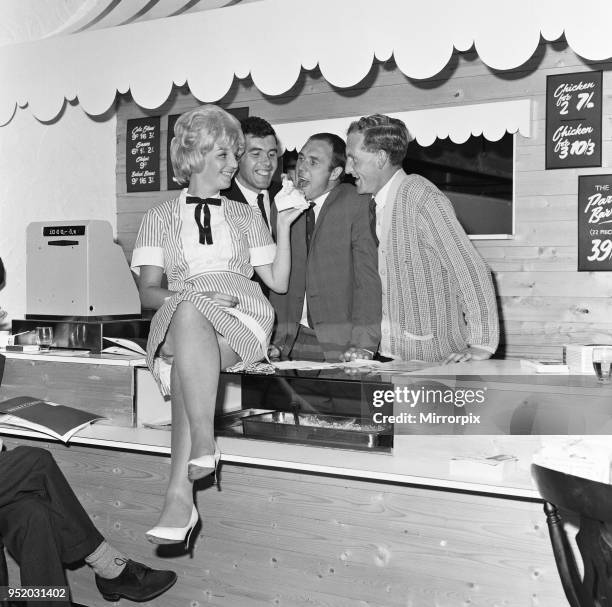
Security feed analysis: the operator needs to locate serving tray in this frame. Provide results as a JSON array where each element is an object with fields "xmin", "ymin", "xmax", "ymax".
[{"xmin": 242, "ymin": 411, "xmax": 391, "ymax": 449}]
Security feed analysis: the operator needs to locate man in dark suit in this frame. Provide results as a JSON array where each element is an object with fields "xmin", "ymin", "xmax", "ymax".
[
  {"xmin": 222, "ymin": 116, "xmax": 281, "ymax": 297},
  {"xmin": 0, "ymin": 445, "xmax": 177, "ymax": 606},
  {"xmin": 269, "ymin": 133, "xmax": 381, "ymax": 362},
  {"xmin": 222, "ymin": 115, "xmax": 281, "ymax": 233}
]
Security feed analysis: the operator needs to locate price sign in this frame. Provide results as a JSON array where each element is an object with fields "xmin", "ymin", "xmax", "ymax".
[
  {"xmin": 126, "ymin": 116, "xmax": 160, "ymax": 192},
  {"xmin": 166, "ymin": 107, "xmax": 250, "ymax": 190},
  {"xmin": 546, "ymin": 71, "xmax": 602, "ymax": 170},
  {"xmin": 578, "ymin": 175, "xmax": 612, "ymax": 271}
]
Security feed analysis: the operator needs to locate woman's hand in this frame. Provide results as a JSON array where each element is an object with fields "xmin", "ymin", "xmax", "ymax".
[
  {"xmin": 276, "ymin": 207, "xmax": 305, "ymax": 233},
  {"xmin": 202, "ymin": 292, "xmax": 238, "ymax": 307},
  {"xmin": 257, "ymin": 207, "xmax": 305, "ymax": 293}
]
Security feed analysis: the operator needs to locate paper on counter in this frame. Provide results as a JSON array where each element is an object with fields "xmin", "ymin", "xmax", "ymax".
[
  {"xmin": 271, "ymin": 359, "xmax": 433, "ymax": 373},
  {"xmin": 339, "ymin": 359, "xmax": 435, "ymax": 373},
  {"xmin": 271, "ymin": 360, "xmax": 343, "ymax": 370}
]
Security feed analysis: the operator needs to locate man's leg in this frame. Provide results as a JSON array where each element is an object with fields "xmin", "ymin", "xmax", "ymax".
[
  {"xmin": 0, "ymin": 498, "xmax": 67, "ymax": 587},
  {"xmin": 0, "ymin": 447, "xmax": 177, "ymax": 602},
  {"xmin": 0, "ymin": 447, "xmax": 103, "ymax": 562},
  {"xmin": 0, "ymin": 498, "xmax": 71, "ymax": 607}
]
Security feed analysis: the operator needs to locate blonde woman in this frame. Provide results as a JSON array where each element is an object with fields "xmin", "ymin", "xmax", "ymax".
[{"xmin": 131, "ymin": 106, "xmax": 301, "ymax": 545}]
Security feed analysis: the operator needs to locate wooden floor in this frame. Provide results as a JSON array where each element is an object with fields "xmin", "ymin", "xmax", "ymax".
[{"xmin": 2, "ymin": 436, "xmax": 566, "ymax": 606}]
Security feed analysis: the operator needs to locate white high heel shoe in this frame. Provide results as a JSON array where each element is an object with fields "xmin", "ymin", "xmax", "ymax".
[
  {"xmin": 145, "ymin": 505, "xmax": 198, "ymax": 546},
  {"xmin": 188, "ymin": 446, "xmax": 221, "ymax": 482}
]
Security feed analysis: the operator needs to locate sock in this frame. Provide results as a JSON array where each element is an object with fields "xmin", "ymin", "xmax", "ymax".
[{"xmin": 85, "ymin": 541, "xmax": 127, "ymax": 579}]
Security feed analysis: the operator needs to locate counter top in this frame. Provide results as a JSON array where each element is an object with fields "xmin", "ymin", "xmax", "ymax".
[
  {"xmin": 0, "ymin": 348, "xmax": 145, "ymax": 366},
  {"xmin": 1, "ymin": 354, "xmax": 606, "ymax": 501}
]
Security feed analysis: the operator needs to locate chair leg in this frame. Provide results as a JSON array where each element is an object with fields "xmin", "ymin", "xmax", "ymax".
[
  {"xmin": 543, "ymin": 501, "xmax": 588, "ymax": 607},
  {"xmin": 0, "ymin": 541, "xmax": 8, "ymax": 606},
  {"xmin": 576, "ymin": 518, "xmax": 612, "ymax": 607}
]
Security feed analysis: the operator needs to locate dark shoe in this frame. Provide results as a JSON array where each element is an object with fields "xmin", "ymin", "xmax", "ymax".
[{"xmin": 95, "ymin": 559, "xmax": 177, "ymax": 602}]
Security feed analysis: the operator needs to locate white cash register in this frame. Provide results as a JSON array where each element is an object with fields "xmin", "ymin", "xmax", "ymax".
[{"xmin": 12, "ymin": 220, "xmax": 147, "ymax": 350}]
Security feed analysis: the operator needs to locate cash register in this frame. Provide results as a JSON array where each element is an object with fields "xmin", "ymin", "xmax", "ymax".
[{"xmin": 12, "ymin": 220, "xmax": 149, "ymax": 351}]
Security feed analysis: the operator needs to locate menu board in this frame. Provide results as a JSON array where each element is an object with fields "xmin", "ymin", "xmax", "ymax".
[
  {"xmin": 577, "ymin": 175, "xmax": 612, "ymax": 272},
  {"xmin": 545, "ymin": 71, "xmax": 602, "ymax": 170},
  {"xmin": 166, "ymin": 107, "xmax": 250, "ymax": 190},
  {"xmin": 126, "ymin": 116, "xmax": 160, "ymax": 191}
]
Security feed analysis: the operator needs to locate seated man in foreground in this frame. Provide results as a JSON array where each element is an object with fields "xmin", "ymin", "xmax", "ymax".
[{"xmin": 0, "ymin": 443, "xmax": 177, "ymax": 605}]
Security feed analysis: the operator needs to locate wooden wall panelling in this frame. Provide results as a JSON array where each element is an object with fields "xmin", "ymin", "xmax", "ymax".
[
  {"xmin": 1, "ymin": 436, "xmax": 565, "ymax": 606},
  {"xmin": 0, "ymin": 359, "xmax": 134, "ymax": 426},
  {"xmin": 115, "ymin": 40, "xmax": 612, "ymax": 360}
]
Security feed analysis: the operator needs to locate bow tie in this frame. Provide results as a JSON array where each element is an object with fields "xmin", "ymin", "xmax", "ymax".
[{"xmin": 186, "ymin": 196, "xmax": 222, "ymax": 245}]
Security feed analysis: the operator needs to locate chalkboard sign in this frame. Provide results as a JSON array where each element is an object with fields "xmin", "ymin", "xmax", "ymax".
[
  {"xmin": 126, "ymin": 116, "xmax": 160, "ymax": 192},
  {"xmin": 166, "ymin": 107, "xmax": 250, "ymax": 190},
  {"xmin": 577, "ymin": 174, "xmax": 612, "ymax": 272},
  {"xmin": 545, "ymin": 71, "xmax": 602, "ymax": 170}
]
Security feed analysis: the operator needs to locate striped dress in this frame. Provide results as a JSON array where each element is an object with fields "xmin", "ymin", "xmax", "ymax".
[{"xmin": 131, "ymin": 189, "xmax": 276, "ymax": 395}]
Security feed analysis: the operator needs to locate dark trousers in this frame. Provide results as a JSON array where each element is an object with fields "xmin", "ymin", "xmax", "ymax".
[
  {"xmin": 289, "ymin": 325, "xmax": 326, "ymax": 362},
  {"xmin": 0, "ymin": 446, "xmax": 103, "ymax": 604}
]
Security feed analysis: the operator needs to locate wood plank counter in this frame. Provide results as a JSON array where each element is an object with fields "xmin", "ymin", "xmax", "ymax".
[{"xmin": 0, "ymin": 353, "xmax": 593, "ymax": 606}]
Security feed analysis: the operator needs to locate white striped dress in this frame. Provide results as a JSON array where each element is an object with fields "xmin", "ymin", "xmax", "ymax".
[{"xmin": 131, "ymin": 189, "xmax": 276, "ymax": 396}]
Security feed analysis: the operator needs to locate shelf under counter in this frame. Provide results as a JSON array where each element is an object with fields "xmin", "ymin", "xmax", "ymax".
[{"xmin": 0, "ymin": 422, "xmax": 543, "ymax": 499}]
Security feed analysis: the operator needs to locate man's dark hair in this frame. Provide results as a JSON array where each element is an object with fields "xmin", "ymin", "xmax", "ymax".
[
  {"xmin": 241, "ymin": 116, "xmax": 277, "ymax": 143},
  {"xmin": 307, "ymin": 133, "xmax": 346, "ymax": 173}
]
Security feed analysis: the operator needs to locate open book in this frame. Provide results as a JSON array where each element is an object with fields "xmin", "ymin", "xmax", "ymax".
[
  {"xmin": 0, "ymin": 396, "xmax": 106, "ymax": 443},
  {"xmin": 101, "ymin": 337, "xmax": 147, "ymax": 356}
]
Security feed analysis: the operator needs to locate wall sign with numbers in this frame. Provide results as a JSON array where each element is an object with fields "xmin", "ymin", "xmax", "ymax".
[
  {"xmin": 578, "ymin": 175, "xmax": 612, "ymax": 271},
  {"xmin": 545, "ymin": 71, "xmax": 602, "ymax": 170},
  {"xmin": 126, "ymin": 116, "xmax": 160, "ymax": 192}
]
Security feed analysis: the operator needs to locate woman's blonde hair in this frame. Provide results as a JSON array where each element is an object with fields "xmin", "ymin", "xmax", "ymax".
[{"xmin": 170, "ymin": 105, "xmax": 244, "ymax": 185}]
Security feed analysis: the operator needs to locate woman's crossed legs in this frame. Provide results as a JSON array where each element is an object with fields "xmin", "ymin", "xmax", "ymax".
[{"xmin": 154, "ymin": 301, "xmax": 239, "ymax": 529}]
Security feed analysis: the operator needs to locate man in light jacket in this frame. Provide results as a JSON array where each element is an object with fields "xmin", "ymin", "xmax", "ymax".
[{"xmin": 345, "ymin": 114, "xmax": 499, "ymax": 363}]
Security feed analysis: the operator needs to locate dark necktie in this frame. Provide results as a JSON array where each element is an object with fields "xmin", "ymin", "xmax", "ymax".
[
  {"xmin": 369, "ymin": 197, "xmax": 379, "ymax": 247},
  {"xmin": 256, "ymin": 192, "xmax": 269, "ymax": 228},
  {"xmin": 305, "ymin": 201, "xmax": 316, "ymax": 253},
  {"xmin": 186, "ymin": 196, "xmax": 221, "ymax": 245}
]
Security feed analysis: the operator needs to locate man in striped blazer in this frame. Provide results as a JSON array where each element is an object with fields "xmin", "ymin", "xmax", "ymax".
[{"xmin": 345, "ymin": 114, "xmax": 499, "ymax": 363}]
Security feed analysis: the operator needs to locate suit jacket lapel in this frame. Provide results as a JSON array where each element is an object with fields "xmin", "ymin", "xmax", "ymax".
[{"xmin": 309, "ymin": 186, "xmax": 340, "ymax": 248}]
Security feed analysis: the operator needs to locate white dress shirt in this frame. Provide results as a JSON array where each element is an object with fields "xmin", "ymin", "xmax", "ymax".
[
  {"xmin": 372, "ymin": 168, "xmax": 403, "ymax": 241},
  {"xmin": 373, "ymin": 169, "xmax": 403, "ymax": 357},
  {"xmin": 235, "ymin": 179, "xmax": 271, "ymax": 228}
]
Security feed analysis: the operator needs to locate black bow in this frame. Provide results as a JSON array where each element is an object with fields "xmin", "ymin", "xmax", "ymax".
[{"xmin": 186, "ymin": 196, "xmax": 222, "ymax": 245}]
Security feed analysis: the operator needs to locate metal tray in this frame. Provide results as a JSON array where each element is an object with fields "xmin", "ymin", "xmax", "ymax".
[
  {"xmin": 242, "ymin": 411, "xmax": 391, "ymax": 449},
  {"xmin": 215, "ymin": 408, "xmax": 275, "ymax": 435}
]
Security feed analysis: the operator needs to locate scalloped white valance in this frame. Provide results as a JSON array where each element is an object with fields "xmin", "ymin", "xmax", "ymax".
[
  {"xmin": 273, "ymin": 100, "xmax": 531, "ymax": 150},
  {"xmin": 0, "ymin": 0, "xmax": 610, "ymax": 126}
]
